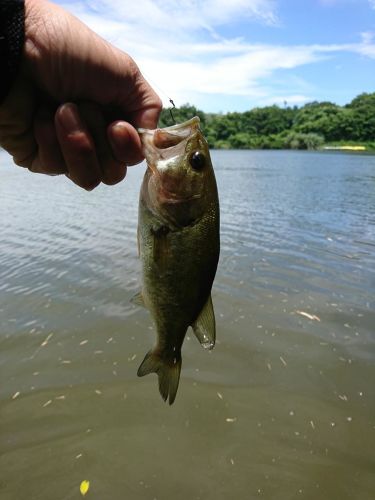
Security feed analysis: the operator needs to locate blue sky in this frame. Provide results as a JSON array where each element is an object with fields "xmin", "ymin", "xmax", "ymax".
[{"xmin": 58, "ymin": 0, "xmax": 375, "ymax": 112}]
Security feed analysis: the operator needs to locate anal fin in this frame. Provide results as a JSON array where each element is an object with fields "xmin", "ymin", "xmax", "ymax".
[{"xmin": 192, "ymin": 294, "xmax": 216, "ymax": 350}]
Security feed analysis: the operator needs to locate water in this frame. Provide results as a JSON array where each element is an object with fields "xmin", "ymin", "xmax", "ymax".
[{"xmin": 1, "ymin": 149, "xmax": 374, "ymax": 500}]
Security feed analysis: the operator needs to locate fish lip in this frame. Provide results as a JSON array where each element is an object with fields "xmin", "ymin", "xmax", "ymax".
[{"xmin": 138, "ymin": 116, "xmax": 200, "ymax": 135}]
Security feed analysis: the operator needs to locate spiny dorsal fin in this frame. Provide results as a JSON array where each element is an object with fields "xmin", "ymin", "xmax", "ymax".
[{"xmin": 192, "ymin": 294, "xmax": 216, "ymax": 350}]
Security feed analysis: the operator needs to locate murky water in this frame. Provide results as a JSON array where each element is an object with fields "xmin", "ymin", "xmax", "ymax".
[{"xmin": 1, "ymin": 149, "xmax": 374, "ymax": 500}]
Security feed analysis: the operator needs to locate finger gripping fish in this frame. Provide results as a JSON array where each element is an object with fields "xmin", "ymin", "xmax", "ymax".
[{"xmin": 135, "ymin": 117, "xmax": 220, "ymax": 405}]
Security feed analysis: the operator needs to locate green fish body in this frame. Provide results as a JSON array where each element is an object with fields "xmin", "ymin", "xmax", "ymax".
[{"xmin": 136, "ymin": 117, "xmax": 220, "ymax": 404}]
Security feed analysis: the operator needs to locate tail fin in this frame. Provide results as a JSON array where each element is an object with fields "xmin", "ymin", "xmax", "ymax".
[{"xmin": 137, "ymin": 349, "xmax": 182, "ymax": 405}]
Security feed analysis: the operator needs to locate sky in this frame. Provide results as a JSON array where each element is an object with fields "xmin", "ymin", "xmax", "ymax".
[{"xmin": 58, "ymin": 0, "xmax": 375, "ymax": 112}]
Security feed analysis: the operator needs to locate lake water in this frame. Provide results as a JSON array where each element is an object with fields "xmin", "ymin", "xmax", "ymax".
[{"xmin": 0, "ymin": 149, "xmax": 374, "ymax": 500}]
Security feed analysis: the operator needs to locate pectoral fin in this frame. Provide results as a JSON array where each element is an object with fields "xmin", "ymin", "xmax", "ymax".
[
  {"xmin": 192, "ymin": 294, "xmax": 216, "ymax": 350},
  {"xmin": 151, "ymin": 225, "xmax": 170, "ymax": 267}
]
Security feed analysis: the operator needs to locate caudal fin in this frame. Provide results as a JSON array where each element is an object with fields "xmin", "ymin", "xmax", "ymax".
[{"xmin": 137, "ymin": 349, "xmax": 182, "ymax": 405}]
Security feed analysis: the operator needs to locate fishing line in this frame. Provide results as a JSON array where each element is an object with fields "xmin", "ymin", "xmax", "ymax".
[{"xmin": 141, "ymin": 69, "xmax": 177, "ymax": 124}]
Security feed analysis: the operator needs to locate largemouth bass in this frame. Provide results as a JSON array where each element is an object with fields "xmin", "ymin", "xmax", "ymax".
[{"xmin": 135, "ymin": 117, "xmax": 220, "ymax": 404}]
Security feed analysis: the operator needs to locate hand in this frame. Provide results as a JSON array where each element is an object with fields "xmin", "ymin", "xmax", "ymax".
[{"xmin": 0, "ymin": 0, "xmax": 162, "ymax": 190}]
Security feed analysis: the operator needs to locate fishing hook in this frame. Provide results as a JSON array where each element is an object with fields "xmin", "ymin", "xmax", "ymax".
[{"xmin": 169, "ymin": 98, "xmax": 176, "ymax": 124}]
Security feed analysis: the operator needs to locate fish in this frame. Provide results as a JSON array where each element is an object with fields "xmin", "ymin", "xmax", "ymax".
[{"xmin": 134, "ymin": 116, "xmax": 220, "ymax": 405}]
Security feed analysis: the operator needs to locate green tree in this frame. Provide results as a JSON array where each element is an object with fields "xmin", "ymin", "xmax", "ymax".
[
  {"xmin": 153, "ymin": 92, "xmax": 375, "ymax": 150},
  {"xmin": 346, "ymin": 93, "xmax": 375, "ymax": 140}
]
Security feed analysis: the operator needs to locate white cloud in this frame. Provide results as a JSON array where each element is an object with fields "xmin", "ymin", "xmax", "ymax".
[
  {"xmin": 83, "ymin": 0, "xmax": 278, "ymax": 31},
  {"xmin": 59, "ymin": 0, "xmax": 375, "ymax": 111},
  {"xmin": 354, "ymin": 32, "xmax": 375, "ymax": 58},
  {"xmin": 360, "ymin": 32, "xmax": 374, "ymax": 44}
]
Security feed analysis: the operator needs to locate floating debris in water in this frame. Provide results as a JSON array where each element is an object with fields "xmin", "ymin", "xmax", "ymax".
[
  {"xmin": 279, "ymin": 356, "xmax": 287, "ymax": 367},
  {"xmin": 295, "ymin": 311, "xmax": 321, "ymax": 321},
  {"xmin": 338, "ymin": 394, "xmax": 348, "ymax": 401},
  {"xmin": 30, "ymin": 332, "xmax": 54, "ymax": 359},
  {"xmin": 41, "ymin": 333, "xmax": 54, "ymax": 347},
  {"xmin": 80, "ymin": 480, "xmax": 90, "ymax": 496}
]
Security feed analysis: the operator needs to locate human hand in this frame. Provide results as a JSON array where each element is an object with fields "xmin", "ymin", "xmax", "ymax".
[{"xmin": 0, "ymin": 0, "xmax": 161, "ymax": 190}]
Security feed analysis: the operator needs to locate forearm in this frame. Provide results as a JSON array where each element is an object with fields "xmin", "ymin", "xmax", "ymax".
[{"xmin": 0, "ymin": 0, "xmax": 25, "ymax": 103}]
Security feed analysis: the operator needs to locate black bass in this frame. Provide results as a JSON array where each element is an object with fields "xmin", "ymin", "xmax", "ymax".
[{"xmin": 134, "ymin": 117, "xmax": 220, "ymax": 404}]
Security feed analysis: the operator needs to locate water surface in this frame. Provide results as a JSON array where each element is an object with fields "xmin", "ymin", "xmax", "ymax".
[{"xmin": 1, "ymin": 150, "xmax": 374, "ymax": 499}]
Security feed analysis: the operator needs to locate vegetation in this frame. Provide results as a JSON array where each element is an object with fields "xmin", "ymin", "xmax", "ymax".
[{"xmin": 158, "ymin": 92, "xmax": 375, "ymax": 150}]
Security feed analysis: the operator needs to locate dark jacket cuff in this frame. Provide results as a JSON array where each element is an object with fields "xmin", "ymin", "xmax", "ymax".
[{"xmin": 0, "ymin": 0, "xmax": 25, "ymax": 104}]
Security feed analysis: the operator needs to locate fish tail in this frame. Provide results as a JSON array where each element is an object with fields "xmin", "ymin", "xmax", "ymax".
[{"xmin": 137, "ymin": 349, "xmax": 182, "ymax": 405}]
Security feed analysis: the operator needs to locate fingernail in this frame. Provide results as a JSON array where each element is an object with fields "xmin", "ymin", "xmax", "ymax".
[
  {"xmin": 109, "ymin": 122, "xmax": 129, "ymax": 148},
  {"xmin": 58, "ymin": 103, "xmax": 83, "ymax": 134}
]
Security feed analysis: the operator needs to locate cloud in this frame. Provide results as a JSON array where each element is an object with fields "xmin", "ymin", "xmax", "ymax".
[
  {"xmin": 355, "ymin": 32, "xmax": 375, "ymax": 58},
  {"xmin": 58, "ymin": 0, "xmax": 375, "ymax": 111},
  {"xmin": 84, "ymin": 0, "xmax": 279, "ymax": 31}
]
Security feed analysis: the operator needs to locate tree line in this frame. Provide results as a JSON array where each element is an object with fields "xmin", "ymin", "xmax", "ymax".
[{"xmin": 158, "ymin": 92, "xmax": 375, "ymax": 150}]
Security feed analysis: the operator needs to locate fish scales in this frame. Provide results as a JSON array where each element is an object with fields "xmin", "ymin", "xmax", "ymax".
[{"xmin": 135, "ymin": 117, "xmax": 220, "ymax": 404}]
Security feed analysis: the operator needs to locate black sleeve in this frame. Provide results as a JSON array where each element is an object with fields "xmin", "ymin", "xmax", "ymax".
[{"xmin": 0, "ymin": 0, "xmax": 25, "ymax": 104}]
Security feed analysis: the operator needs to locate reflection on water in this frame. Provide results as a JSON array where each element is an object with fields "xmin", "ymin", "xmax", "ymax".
[{"xmin": 1, "ymin": 150, "xmax": 375, "ymax": 500}]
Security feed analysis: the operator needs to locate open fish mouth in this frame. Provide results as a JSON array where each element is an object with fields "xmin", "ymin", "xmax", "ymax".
[
  {"xmin": 138, "ymin": 117, "xmax": 200, "ymax": 143},
  {"xmin": 138, "ymin": 117, "xmax": 201, "ymax": 167}
]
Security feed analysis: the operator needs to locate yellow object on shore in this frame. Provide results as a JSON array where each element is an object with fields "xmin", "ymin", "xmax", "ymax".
[
  {"xmin": 324, "ymin": 145, "xmax": 366, "ymax": 151},
  {"xmin": 341, "ymin": 145, "xmax": 366, "ymax": 151}
]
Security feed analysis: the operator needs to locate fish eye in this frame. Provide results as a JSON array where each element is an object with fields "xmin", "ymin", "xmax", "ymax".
[{"xmin": 189, "ymin": 151, "xmax": 206, "ymax": 170}]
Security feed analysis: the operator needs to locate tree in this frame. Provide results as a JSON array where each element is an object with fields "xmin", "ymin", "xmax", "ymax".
[
  {"xmin": 153, "ymin": 92, "xmax": 375, "ymax": 150},
  {"xmin": 346, "ymin": 93, "xmax": 375, "ymax": 140}
]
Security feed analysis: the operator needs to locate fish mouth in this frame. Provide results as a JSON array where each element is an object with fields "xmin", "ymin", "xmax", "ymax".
[
  {"xmin": 138, "ymin": 117, "xmax": 201, "ymax": 153},
  {"xmin": 138, "ymin": 117, "xmax": 200, "ymax": 137}
]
